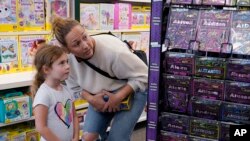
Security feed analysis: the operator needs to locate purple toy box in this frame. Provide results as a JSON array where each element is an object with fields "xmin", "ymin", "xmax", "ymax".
[{"xmin": 160, "ymin": 131, "xmax": 189, "ymax": 141}]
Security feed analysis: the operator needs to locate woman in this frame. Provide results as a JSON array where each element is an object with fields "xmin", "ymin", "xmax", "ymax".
[{"xmin": 52, "ymin": 17, "xmax": 148, "ymax": 141}]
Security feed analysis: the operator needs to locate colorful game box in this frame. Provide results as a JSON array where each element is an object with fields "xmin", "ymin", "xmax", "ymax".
[
  {"xmin": 225, "ymin": 81, "xmax": 250, "ymax": 105},
  {"xmin": 190, "ymin": 117, "xmax": 220, "ymax": 139},
  {"xmin": 45, "ymin": 0, "xmax": 70, "ymax": 30},
  {"xmin": 166, "ymin": 8, "xmax": 199, "ymax": 50},
  {"xmin": 160, "ymin": 131, "xmax": 189, "ymax": 141},
  {"xmin": 226, "ymin": 59, "xmax": 250, "ymax": 83},
  {"xmin": 165, "ymin": 52, "xmax": 195, "ymax": 76},
  {"xmin": 0, "ymin": 0, "xmax": 18, "ymax": 32},
  {"xmin": 161, "ymin": 112, "xmax": 189, "ymax": 134},
  {"xmin": 80, "ymin": 4, "xmax": 100, "ymax": 30},
  {"xmin": 0, "ymin": 36, "xmax": 20, "ymax": 75},
  {"xmin": 193, "ymin": 78, "xmax": 224, "ymax": 100},
  {"xmin": 17, "ymin": 0, "xmax": 45, "ymax": 31},
  {"xmin": 99, "ymin": 3, "xmax": 114, "ymax": 30},
  {"xmin": 230, "ymin": 11, "xmax": 250, "ymax": 55},
  {"xmin": 114, "ymin": 3, "xmax": 132, "ymax": 29},
  {"xmin": 197, "ymin": 10, "xmax": 231, "ymax": 53}
]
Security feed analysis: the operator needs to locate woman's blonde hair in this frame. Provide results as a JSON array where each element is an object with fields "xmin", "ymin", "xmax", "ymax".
[
  {"xmin": 31, "ymin": 44, "xmax": 67, "ymax": 96},
  {"xmin": 51, "ymin": 16, "xmax": 80, "ymax": 47}
]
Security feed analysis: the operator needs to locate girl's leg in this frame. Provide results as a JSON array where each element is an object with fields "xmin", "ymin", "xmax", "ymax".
[
  {"xmin": 107, "ymin": 91, "xmax": 147, "ymax": 141},
  {"xmin": 83, "ymin": 104, "xmax": 114, "ymax": 141}
]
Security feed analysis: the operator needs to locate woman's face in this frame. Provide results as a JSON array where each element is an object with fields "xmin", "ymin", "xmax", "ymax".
[{"xmin": 65, "ymin": 25, "xmax": 95, "ymax": 60}]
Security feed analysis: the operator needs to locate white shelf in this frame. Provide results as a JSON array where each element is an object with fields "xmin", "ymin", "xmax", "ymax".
[
  {"xmin": 0, "ymin": 31, "xmax": 51, "ymax": 36},
  {"xmin": 87, "ymin": 29, "xmax": 149, "ymax": 34},
  {"xmin": 0, "ymin": 71, "xmax": 35, "ymax": 90},
  {"xmin": 75, "ymin": 103, "xmax": 89, "ymax": 110},
  {"xmin": 120, "ymin": 0, "xmax": 151, "ymax": 3},
  {"xmin": 0, "ymin": 116, "xmax": 35, "ymax": 128}
]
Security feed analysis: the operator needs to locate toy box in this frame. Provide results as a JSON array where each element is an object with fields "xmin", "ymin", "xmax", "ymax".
[
  {"xmin": 142, "ymin": 6, "xmax": 150, "ymax": 29},
  {"xmin": 45, "ymin": 0, "xmax": 70, "ymax": 30},
  {"xmin": 202, "ymin": 0, "xmax": 225, "ymax": 5},
  {"xmin": 160, "ymin": 131, "xmax": 189, "ymax": 141},
  {"xmin": 114, "ymin": 3, "xmax": 132, "ymax": 29},
  {"xmin": 99, "ymin": 3, "xmax": 114, "ymax": 30},
  {"xmin": 225, "ymin": 81, "xmax": 250, "ymax": 105},
  {"xmin": 189, "ymin": 96, "xmax": 222, "ymax": 120},
  {"xmin": 19, "ymin": 35, "xmax": 46, "ymax": 72},
  {"xmin": 161, "ymin": 112, "xmax": 189, "ymax": 134},
  {"xmin": 171, "ymin": 0, "xmax": 192, "ymax": 4},
  {"xmin": 131, "ymin": 6, "xmax": 143, "ymax": 29},
  {"xmin": 26, "ymin": 129, "xmax": 40, "ymax": 141},
  {"xmin": 0, "ymin": 36, "xmax": 20, "ymax": 75},
  {"xmin": 195, "ymin": 57, "xmax": 226, "ymax": 79},
  {"xmin": 193, "ymin": 78, "xmax": 224, "ymax": 100},
  {"xmin": 80, "ymin": 4, "xmax": 100, "ymax": 30},
  {"xmin": 226, "ymin": 59, "xmax": 250, "ymax": 83},
  {"xmin": 0, "ymin": 0, "xmax": 18, "ymax": 32},
  {"xmin": 165, "ymin": 8, "xmax": 199, "ymax": 50},
  {"xmin": 165, "ymin": 52, "xmax": 195, "ymax": 76},
  {"xmin": 17, "ymin": 0, "xmax": 45, "ymax": 31},
  {"xmin": 190, "ymin": 117, "xmax": 220, "ymax": 140},
  {"xmin": 0, "ymin": 92, "xmax": 32, "ymax": 123}
]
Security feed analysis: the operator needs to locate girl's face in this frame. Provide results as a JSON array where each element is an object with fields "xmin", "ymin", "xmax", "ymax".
[
  {"xmin": 46, "ymin": 53, "xmax": 70, "ymax": 81},
  {"xmin": 65, "ymin": 25, "xmax": 95, "ymax": 60}
]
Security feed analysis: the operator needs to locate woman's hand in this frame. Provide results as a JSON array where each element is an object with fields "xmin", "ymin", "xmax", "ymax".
[
  {"xmin": 102, "ymin": 91, "xmax": 123, "ymax": 112},
  {"xmin": 89, "ymin": 91, "xmax": 106, "ymax": 112}
]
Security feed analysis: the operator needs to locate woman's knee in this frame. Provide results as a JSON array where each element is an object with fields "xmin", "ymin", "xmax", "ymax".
[{"xmin": 82, "ymin": 132, "xmax": 99, "ymax": 141}]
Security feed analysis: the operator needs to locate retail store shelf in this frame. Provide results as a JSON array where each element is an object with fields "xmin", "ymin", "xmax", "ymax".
[
  {"xmin": 75, "ymin": 103, "xmax": 89, "ymax": 110},
  {"xmin": 120, "ymin": 0, "xmax": 151, "ymax": 3},
  {"xmin": 0, "ymin": 31, "xmax": 51, "ymax": 36},
  {"xmin": 87, "ymin": 29, "xmax": 149, "ymax": 34},
  {"xmin": 0, "ymin": 116, "xmax": 35, "ymax": 128},
  {"xmin": 0, "ymin": 71, "xmax": 35, "ymax": 90}
]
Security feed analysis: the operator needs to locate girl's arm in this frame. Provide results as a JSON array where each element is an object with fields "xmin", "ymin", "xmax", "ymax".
[
  {"xmin": 34, "ymin": 105, "xmax": 61, "ymax": 141},
  {"xmin": 72, "ymin": 104, "xmax": 79, "ymax": 141}
]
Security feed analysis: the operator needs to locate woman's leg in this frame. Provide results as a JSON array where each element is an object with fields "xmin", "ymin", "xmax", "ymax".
[
  {"xmin": 83, "ymin": 104, "xmax": 114, "ymax": 141},
  {"xmin": 107, "ymin": 91, "xmax": 147, "ymax": 141}
]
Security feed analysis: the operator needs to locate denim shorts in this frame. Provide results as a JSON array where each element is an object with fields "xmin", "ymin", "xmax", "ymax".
[{"xmin": 83, "ymin": 91, "xmax": 147, "ymax": 141}]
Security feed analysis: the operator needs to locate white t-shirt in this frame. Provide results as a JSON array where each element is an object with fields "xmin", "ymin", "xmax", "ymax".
[{"xmin": 33, "ymin": 83, "xmax": 75, "ymax": 141}]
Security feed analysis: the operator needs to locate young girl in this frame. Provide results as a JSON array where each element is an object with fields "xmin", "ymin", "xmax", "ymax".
[{"xmin": 32, "ymin": 44, "xmax": 79, "ymax": 141}]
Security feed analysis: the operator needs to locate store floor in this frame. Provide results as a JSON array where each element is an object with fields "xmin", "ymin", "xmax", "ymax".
[{"xmin": 131, "ymin": 121, "xmax": 146, "ymax": 141}]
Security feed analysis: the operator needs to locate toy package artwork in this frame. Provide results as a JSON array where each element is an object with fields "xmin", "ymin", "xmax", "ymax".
[
  {"xmin": 17, "ymin": 0, "xmax": 45, "ymax": 31},
  {"xmin": 161, "ymin": 112, "xmax": 189, "ymax": 134},
  {"xmin": 164, "ymin": 52, "xmax": 195, "ymax": 76},
  {"xmin": 114, "ymin": 3, "xmax": 132, "ymax": 29},
  {"xmin": 171, "ymin": 0, "xmax": 192, "ymax": 4},
  {"xmin": 202, "ymin": 0, "xmax": 225, "ymax": 5},
  {"xmin": 160, "ymin": 131, "xmax": 189, "ymax": 141},
  {"xmin": 189, "ymin": 96, "xmax": 222, "ymax": 120},
  {"xmin": 230, "ymin": 11, "xmax": 250, "ymax": 55},
  {"xmin": 0, "ymin": 0, "xmax": 18, "ymax": 32},
  {"xmin": 190, "ymin": 117, "xmax": 220, "ymax": 140},
  {"xmin": 193, "ymin": 78, "xmax": 224, "ymax": 100},
  {"xmin": 237, "ymin": 0, "xmax": 250, "ymax": 6},
  {"xmin": 0, "ymin": 36, "xmax": 20, "ymax": 75},
  {"xmin": 26, "ymin": 130, "xmax": 40, "ymax": 141},
  {"xmin": 142, "ymin": 6, "xmax": 150, "ymax": 29},
  {"xmin": 0, "ymin": 92, "xmax": 32, "ymax": 123},
  {"xmin": 45, "ymin": 0, "xmax": 69, "ymax": 30},
  {"xmin": 225, "ymin": 81, "xmax": 250, "ymax": 105},
  {"xmin": 19, "ymin": 35, "xmax": 46, "ymax": 72},
  {"xmin": 10, "ymin": 132, "xmax": 26, "ymax": 141},
  {"xmin": 195, "ymin": 57, "xmax": 226, "ymax": 79},
  {"xmin": 197, "ymin": 10, "xmax": 232, "ymax": 53},
  {"xmin": 163, "ymin": 74, "xmax": 192, "ymax": 113},
  {"xmin": 221, "ymin": 102, "xmax": 250, "ymax": 124},
  {"xmin": 131, "ymin": 6, "xmax": 144, "ymax": 29},
  {"xmin": 165, "ymin": 8, "xmax": 199, "ymax": 50},
  {"xmin": 99, "ymin": 3, "xmax": 114, "ymax": 30},
  {"xmin": 226, "ymin": 59, "xmax": 250, "ymax": 83},
  {"xmin": 80, "ymin": 4, "xmax": 100, "ymax": 30},
  {"xmin": 121, "ymin": 32, "xmax": 141, "ymax": 50}
]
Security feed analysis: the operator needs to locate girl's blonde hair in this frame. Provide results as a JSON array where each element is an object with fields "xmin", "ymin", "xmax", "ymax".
[
  {"xmin": 31, "ymin": 44, "xmax": 67, "ymax": 96},
  {"xmin": 51, "ymin": 16, "xmax": 80, "ymax": 47}
]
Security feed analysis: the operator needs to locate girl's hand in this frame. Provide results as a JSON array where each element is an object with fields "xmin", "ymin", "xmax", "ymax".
[
  {"xmin": 89, "ymin": 91, "xmax": 106, "ymax": 112},
  {"xmin": 102, "ymin": 91, "xmax": 123, "ymax": 112}
]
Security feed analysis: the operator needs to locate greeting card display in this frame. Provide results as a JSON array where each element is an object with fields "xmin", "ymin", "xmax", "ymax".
[
  {"xmin": 165, "ymin": 52, "xmax": 195, "ymax": 76},
  {"xmin": 165, "ymin": 8, "xmax": 199, "ymax": 50},
  {"xmin": 80, "ymin": 4, "xmax": 99, "ymax": 30},
  {"xmin": 161, "ymin": 112, "xmax": 189, "ymax": 134},
  {"xmin": 160, "ymin": 131, "xmax": 189, "ymax": 141},
  {"xmin": 225, "ymin": 81, "xmax": 250, "ymax": 105},
  {"xmin": 0, "ymin": 0, "xmax": 18, "ymax": 32},
  {"xmin": 197, "ymin": 10, "xmax": 231, "ymax": 53},
  {"xmin": 193, "ymin": 78, "xmax": 224, "ymax": 100}
]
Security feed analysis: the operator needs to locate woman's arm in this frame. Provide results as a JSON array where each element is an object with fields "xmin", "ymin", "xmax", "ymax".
[
  {"xmin": 72, "ymin": 104, "xmax": 79, "ymax": 141},
  {"xmin": 34, "ymin": 105, "xmax": 61, "ymax": 141}
]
